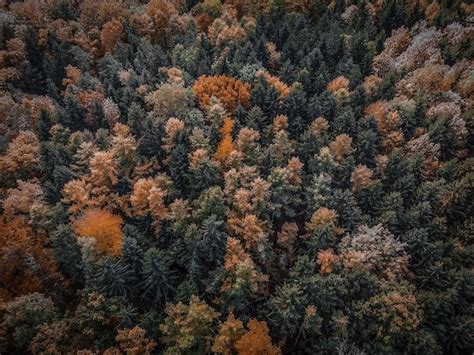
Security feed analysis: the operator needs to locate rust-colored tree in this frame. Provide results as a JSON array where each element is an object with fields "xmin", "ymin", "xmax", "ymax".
[
  {"xmin": 329, "ymin": 134, "xmax": 353, "ymax": 161},
  {"xmin": 100, "ymin": 19, "xmax": 124, "ymax": 54},
  {"xmin": 214, "ymin": 118, "xmax": 236, "ymax": 164},
  {"xmin": 317, "ymin": 249, "xmax": 339, "ymax": 275},
  {"xmin": 227, "ymin": 214, "xmax": 268, "ymax": 250},
  {"xmin": 350, "ymin": 165, "xmax": 374, "ymax": 192},
  {"xmin": 212, "ymin": 312, "xmax": 245, "ymax": 354},
  {"xmin": 306, "ymin": 207, "xmax": 339, "ymax": 235},
  {"xmin": 256, "ymin": 70, "xmax": 290, "ymax": 99},
  {"xmin": 0, "ymin": 216, "xmax": 63, "ymax": 299},
  {"xmin": 234, "ymin": 319, "xmax": 280, "ymax": 355},
  {"xmin": 193, "ymin": 75, "xmax": 251, "ymax": 114},
  {"xmin": 73, "ymin": 208, "xmax": 123, "ymax": 257},
  {"xmin": 0, "ymin": 131, "xmax": 39, "ymax": 183},
  {"xmin": 106, "ymin": 326, "xmax": 157, "ymax": 355},
  {"xmin": 327, "ymin": 76, "xmax": 350, "ymax": 97}
]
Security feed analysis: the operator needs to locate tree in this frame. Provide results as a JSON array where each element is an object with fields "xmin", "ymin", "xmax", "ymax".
[
  {"xmin": 1, "ymin": 293, "xmax": 55, "ymax": 351},
  {"xmin": 145, "ymin": 83, "xmax": 195, "ymax": 117},
  {"xmin": 234, "ymin": 319, "xmax": 280, "ymax": 355},
  {"xmin": 71, "ymin": 291, "xmax": 124, "ymax": 347},
  {"xmin": 327, "ymin": 76, "xmax": 350, "ymax": 97},
  {"xmin": 92, "ymin": 258, "xmax": 136, "ymax": 299},
  {"xmin": 51, "ymin": 225, "xmax": 84, "ymax": 285},
  {"xmin": 190, "ymin": 215, "xmax": 227, "ymax": 293},
  {"xmin": 214, "ymin": 118, "xmax": 236, "ymax": 164},
  {"xmin": 193, "ymin": 75, "xmax": 251, "ymax": 114},
  {"xmin": 109, "ymin": 123, "xmax": 137, "ymax": 174},
  {"xmin": 160, "ymin": 296, "xmax": 220, "ymax": 353},
  {"xmin": 256, "ymin": 69, "xmax": 290, "ymax": 99},
  {"xmin": 251, "ymin": 76, "xmax": 281, "ymax": 119},
  {"xmin": 113, "ymin": 326, "xmax": 157, "ymax": 355},
  {"xmin": 306, "ymin": 208, "xmax": 339, "ymax": 235},
  {"xmin": 208, "ymin": 7, "xmax": 248, "ymax": 47},
  {"xmin": 73, "ymin": 208, "xmax": 123, "ymax": 257},
  {"xmin": 144, "ymin": 0, "xmax": 180, "ymax": 42},
  {"xmin": 61, "ymin": 178, "xmax": 93, "ymax": 214},
  {"xmin": 0, "ymin": 216, "xmax": 63, "ymax": 298},
  {"xmin": 329, "ymin": 134, "xmax": 353, "ymax": 162},
  {"xmin": 350, "ymin": 164, "xmax": 374, "ymax": 192},
  {"xmin": 277, "ymin": 222, "xmax": 299, "ymax": 259},
  {"xmin": 140, "ymin": 248, "xmax": 175, "ymax": 306},
  {"xmin": 275, "ymin": 280, "xmax": 313, "ymax": 335},
  {"xmin": 268, "ymin": 164, "xmax": 302, "ymax": 220},
  {"xmin": 29, "ymin": 320, "xmax": 71, "ymax": 355},
  {"xmin": 0, "ymin": 131, "xmax": 39, "ymax": 184},
  {"xmin": 228, "ymin": 214, "xmax": 268, "ymax": 250},
  {"xmin": 2, "ymin": 179, "xmax": 44, "ymax": 216},
  {"xmin": 220, "ymin": 237, "xmax": 268, "ymax": 313},
  {"xmin": 100, "ymin": 19, "xmax": 124, "ymax": 54},
  {"xmin": 316, "ymin": 249, "xmax": 339, "ymax": 275},
  {"xmin": 360, "ymin": 283, "xmax": 424, "ymax": 353},
  {"xmin": 169, "ymin": 142, "xmax": 190, "ymax": 195},
  {"xmin": 212, "ymin": 312, "xmax": 245, "ymax": 354},
  {"xmin": 89, "ymin": 151, "xmax": 119, "ymax": 190},
  {"xmin": 130, "ymin": 177, "xmax": 169, "ymax": 229},
  {"xmin": 339, "ymin": 224, "xmax": 409, "ymax": 281}
]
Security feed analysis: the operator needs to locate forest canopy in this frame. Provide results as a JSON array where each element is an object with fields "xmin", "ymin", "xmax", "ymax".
[{"xmin": 0, "ymin": 0, "xmax": 473, "ymax": 354}]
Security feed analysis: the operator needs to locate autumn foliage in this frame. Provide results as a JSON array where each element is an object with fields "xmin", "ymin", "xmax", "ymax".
[
  {"xmin": 234, "ymin": 319, "xmax": 280, "ymax": 355},
  {"xmin": 73, "ymin": 209, "xmax": 123, "ymax": 256},
  {"xmin": 0, "ymin": 1, "xmax": 471, "ymax": 354},
  {"xmin": 214, "ymin": 118, "xmax": 236, "ymax": 163},
  {"xmin": 193, "ymin": 75, "xmax": 251, "ymax": 114},
  {"xmin": 0, "ymin": 216, "xmax": 63, "ymax": 300}
]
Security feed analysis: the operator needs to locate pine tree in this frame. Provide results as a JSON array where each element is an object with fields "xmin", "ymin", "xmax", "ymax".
[
  {"xmin": 140, "ymin": 248, "xmax": 175, "ymax": 306},
  {"xmin": 51, "ymin": 225, "xmax": 84, "ymax": 285},
  {"xmin": 190, "ymin": 216, "xmax": 227, "ymax": 293},
  {"xmin": 92, "ymin": 258, "xmax": 136, "ymax": 299}
]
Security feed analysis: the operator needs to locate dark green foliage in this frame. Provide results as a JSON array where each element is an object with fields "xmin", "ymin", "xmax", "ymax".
[
  {"xmin": 189, "ymin": 216, "xmax": 227, "ymax": 294},
  {"xmin": 1, "ymin": 293, "xmax": 55, "ymax": 351},
  {"xmin": 51, "ymin": 225, "xmax": 84, "ymax": 286},
  {"xmin": 0, "ymin": 2, "xmax": 471, "ymax": 354},
  {"xmin": 92, "ymin": 258, "xmax": 136, "ymax": 299},
  {"xmin": 140, "ymin": 248, "xmax": 175, "ymax": 306}
]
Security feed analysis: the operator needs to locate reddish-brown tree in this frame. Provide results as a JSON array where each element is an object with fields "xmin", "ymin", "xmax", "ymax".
[
  {"xmin": 234, "ymin": 319, "xmax": 280, "ymax": 355},
  {"xmin": 73, "ymin": 209, "xmax": 123, "ymax": 257},
  {"xmin": 214, "ymin": 118, "xmax": 236, "ymax": 163},
  {"xmin": 193, "ymin": 76, "xmax": 251, "ymax": 114}
]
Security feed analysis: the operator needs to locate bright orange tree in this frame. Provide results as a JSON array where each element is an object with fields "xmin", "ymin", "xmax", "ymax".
[
  {"xmin": 193, "ymin": 75, "xmax": 251, "ymax": 114},
  {"xmin": 234, "ymin": 319, "xmax": 280, "ymax": 355},
  {"xmin": 214, "ymin": 118, "xmax": 235, "ymax": 163},
  {"xmin": 73, "ymin": 208, "xmax": 123, "ymax": 256}
]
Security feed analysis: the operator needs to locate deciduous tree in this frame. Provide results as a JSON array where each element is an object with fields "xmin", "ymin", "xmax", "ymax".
[
  {"xmin": 193, "ymin": 75, "xmax": 251, "ymax": 114},
  {"xmin": 73, "ymin": 209, "xmax": 123, "ymax": 257},
  {"xmin": 234, "ymin": 319, "xmax": 280, "ymax": 355}
]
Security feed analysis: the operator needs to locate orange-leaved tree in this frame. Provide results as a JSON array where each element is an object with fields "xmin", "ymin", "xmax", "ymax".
[
  {"xmin": 214, "ymin": 118, "xmax": 235, "ymax": 164},
  {"xmin": 212, "ymin": 312, "xmax": 245, "ymax": 354},
  {"xmin": 111, "ymin": 326, "xmax": 157, "ymax": 355},
  {"xmin": 73, "ymin": 208, "xmax": 123, "ymax": 256},
  {"xmin": 234, "ymin": 319, "xmax": 280, "ymax": 355},
  {"xmin": 0, "ymin": 216, "xmax": 63, "ymax": 299},
  {"xmin": 193, "ymin": 75, "xmax": 251, "ymax": 114}
]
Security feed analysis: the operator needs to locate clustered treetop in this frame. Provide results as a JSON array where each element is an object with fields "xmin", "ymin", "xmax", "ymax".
[{"xmin": 0, "ymin": 0, "xmax": 472, "ymax": 354}]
